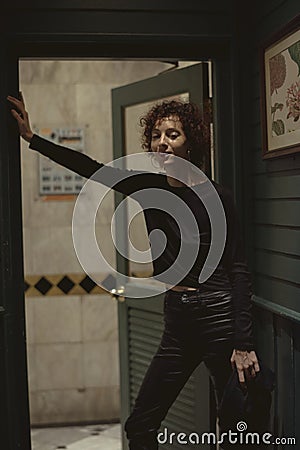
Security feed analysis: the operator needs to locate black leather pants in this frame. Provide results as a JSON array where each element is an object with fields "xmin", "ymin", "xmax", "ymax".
[{"xmin": 124, "ymin": 288, "xmax": 235, "ymax": 450}]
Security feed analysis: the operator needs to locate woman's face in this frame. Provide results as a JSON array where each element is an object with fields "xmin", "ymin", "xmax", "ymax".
[{"xmin": 150, "ymin": 116, "xmax": 189, "ymax": 162}]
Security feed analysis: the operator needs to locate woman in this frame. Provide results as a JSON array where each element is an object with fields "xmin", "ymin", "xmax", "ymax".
[{"xmin": 7, "ymin": 93, "xmax": 260, "ymax": 449}]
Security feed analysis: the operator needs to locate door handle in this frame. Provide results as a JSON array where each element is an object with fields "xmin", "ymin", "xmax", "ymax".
[{"xmin": 110, "ymin": 286, "xmax": 125, "ymax": 302}]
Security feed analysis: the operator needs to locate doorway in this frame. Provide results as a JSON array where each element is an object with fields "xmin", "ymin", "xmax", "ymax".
[
  {"xmin": 19, "ymin": 59, "xmax": 213, "ymax": 449},
  {"xmin": 1, "ymin": 16, "xmax": 240, "ymax": 449}
]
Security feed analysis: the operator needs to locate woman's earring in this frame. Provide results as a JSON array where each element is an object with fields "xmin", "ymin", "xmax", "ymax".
[{"xmin": 187, "ymin": 149, "xmax": 191, "ymax": 161}]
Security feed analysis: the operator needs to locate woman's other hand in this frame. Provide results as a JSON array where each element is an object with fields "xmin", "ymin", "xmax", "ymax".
[
  {"xmin": 7, "ymin": 92, "xmax": 33, "ymax": 142},
  {"xmin": 230, "ymin": 349, "xmax": 260, "ymax": 390}
]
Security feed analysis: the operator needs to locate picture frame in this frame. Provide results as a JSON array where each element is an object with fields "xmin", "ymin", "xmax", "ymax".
[{"xmin": 260, "ymin": 14, "xmax": 300, "ymax": 159}]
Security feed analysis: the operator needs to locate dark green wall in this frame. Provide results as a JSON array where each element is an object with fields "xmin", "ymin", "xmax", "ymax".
[
  {"xmin": 240, "ymin": 0, "xmax": 300, "ymax": 445},
  {"xmin": 251, "ymin": 0, "xmax": 300, "ymax": 313}
]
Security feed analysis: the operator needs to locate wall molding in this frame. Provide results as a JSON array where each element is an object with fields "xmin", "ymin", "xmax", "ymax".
[{"xmin": 253, "ymin": 295, "xmax": 300, "ymax": 324}]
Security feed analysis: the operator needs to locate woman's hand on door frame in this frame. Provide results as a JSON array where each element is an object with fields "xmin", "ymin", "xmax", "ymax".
[{"xmin": 7, "ymin": 92, "xmax": 33, "ymax": 142}]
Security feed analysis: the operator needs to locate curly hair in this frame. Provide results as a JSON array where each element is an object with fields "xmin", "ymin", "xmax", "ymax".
[{"xmin": 139, "ymin": 100, "xmax": 210, "ymax": 171}]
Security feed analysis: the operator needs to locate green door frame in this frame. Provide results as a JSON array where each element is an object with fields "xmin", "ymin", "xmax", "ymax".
[{"xmin": 2, "ymin": 35, "xmax": 238, "ymax": 450}]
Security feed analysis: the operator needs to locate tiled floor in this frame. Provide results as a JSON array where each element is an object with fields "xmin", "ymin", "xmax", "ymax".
[{"xmin": 31, "ymin": 423, "xmax": 122, "ymax": 450}]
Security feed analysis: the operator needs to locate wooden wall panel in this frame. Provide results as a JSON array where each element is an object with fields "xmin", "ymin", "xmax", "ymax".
[{"xmin": 246, "ymin": 0, "xmax": 300, "ymax": 445}]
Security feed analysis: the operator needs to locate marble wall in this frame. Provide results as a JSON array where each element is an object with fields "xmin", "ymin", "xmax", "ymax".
[{"xmin": 20, "ymin": 60, "xmax": 171, "ymax": 425}]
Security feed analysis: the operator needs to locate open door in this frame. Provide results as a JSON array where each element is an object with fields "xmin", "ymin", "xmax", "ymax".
[{"xmin": 111, "ymin": 63, "xmax": 214, "ymax": 450}]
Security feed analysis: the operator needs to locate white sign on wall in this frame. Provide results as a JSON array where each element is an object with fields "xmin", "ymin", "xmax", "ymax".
[{"xmin": 37, "ymin": 127, "xmax": 85, "ymax": 196}]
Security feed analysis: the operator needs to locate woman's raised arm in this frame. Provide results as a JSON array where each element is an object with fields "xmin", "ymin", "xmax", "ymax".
[
  {"xmin": 7, "ymin": 92, "xmax": 106, "ymax": 179},
  {"xmin": 6, "ymin": 92, "xmax": 160, "ymax": 197}
]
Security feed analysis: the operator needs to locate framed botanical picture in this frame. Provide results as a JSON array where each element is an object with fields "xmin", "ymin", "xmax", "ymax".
[{"xmin": 260, "ymin": 15, "xmax": 300, "ymax": 159}]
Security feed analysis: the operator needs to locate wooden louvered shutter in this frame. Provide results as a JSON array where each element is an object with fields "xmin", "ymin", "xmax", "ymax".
[{"xmin": 119, "ymin": 295, "xmax": 211, "ymax": 450}]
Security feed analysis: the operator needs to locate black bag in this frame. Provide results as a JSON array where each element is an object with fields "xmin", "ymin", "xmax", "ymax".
[{"xmin": 219, "ymin": 360, "xmax": 275, "ymax": 433}]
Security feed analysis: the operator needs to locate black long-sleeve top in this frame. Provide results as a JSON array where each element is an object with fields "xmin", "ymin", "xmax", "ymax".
[{"xmin": 29, "ymin": 134, "xmax": 254, "ymax": 351}]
